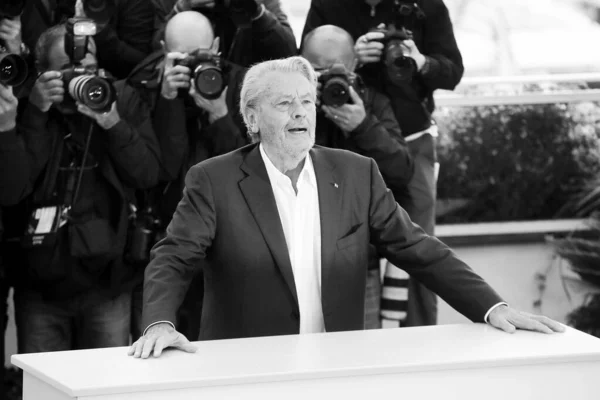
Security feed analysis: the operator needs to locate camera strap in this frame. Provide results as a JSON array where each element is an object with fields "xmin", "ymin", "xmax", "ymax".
[{"xmin": 65, "ymin": 121, "xmax": 95, "ymax": 210}]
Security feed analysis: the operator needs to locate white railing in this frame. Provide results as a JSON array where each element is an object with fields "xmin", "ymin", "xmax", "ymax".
[{"xmin": 434, "ymin": 72, "xmax": 600, "ymax": 107}]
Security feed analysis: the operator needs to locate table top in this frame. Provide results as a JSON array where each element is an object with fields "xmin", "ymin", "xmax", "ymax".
[{"xmin": 12, "ymin": 324, "xmax": 600, "ymax": 397}]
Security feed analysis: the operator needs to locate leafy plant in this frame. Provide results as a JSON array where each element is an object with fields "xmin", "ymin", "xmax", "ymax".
[{"xmin": 435, "ymin": 82, "xmax": 600, "ymax": 223}]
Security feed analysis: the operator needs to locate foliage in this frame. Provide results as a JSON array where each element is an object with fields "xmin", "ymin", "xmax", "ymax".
[
  {"xmin": 551, "ymin": 215, "xmax": 600, "ymax": 337},
  {"xmin": 435, "ymin": 82, "xmax": 600, "ymax": 223}
]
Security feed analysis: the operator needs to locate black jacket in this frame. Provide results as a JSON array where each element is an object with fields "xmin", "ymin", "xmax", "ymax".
[
  {"xmin": 316, "ymin": 85, "xmax": 414, "ymax": 269},
  {"xmin": 152, "ymin": 0, "xmax": 297, "ymax": 67},
  {"xmin": 0, "ymin": 128, "xmax": 33, "ymax": 208},
  {"xmin": 16, "ymin": 80, "xmax": 161, "ymax": 299},
  {"xmin": 302, "ymin": 0, "xmax": 464, "ymax": 135}
]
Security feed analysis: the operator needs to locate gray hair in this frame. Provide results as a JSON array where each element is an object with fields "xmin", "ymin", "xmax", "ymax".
[{"xmin": 240, "ymin": 56, "xmax": 318, "ymax": 142}]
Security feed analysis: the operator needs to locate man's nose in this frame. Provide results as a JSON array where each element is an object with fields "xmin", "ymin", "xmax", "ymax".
[{"xmin": 291, "ymin": 99, "xmax": 307, "ymax": 119}]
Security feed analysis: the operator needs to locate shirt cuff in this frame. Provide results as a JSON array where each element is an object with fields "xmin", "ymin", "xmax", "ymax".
[
  {"xmin": 484, "ymin": 302, "xmax": 508, "ymax": 324},
  {"xmin": 143, "ymin": 320, "xmax": 175, "ymax": 336}
]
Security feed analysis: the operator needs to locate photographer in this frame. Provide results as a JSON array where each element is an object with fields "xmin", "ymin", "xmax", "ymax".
[
  {"xmin": 20, "ymin": 0, "xmax": 155, "ymax": 79},
  {"xmin": 302, "ymin": 0, "xmax": 464, "ymax": 327},
  {"xmin": 0, "ymin": 3, "xmax": 32, "ymax": 97},
  {"xmin": 302, "ymin": 25, "xmax": 413, "ymax": 329},
  {"xmin": 127, "ymin": 11, "xmax": 248, "ymax": 340},
  {"xmin": 13, "ymin": 20, "xmax": 161, "ymax": 354},
  {"xmin": 152, "ymin": 0, "xmax": 296, "ymax": 67}
]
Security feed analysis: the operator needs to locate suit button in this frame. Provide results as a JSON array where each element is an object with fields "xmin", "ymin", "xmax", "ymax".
[{"xmin": 290, "ymin": 310, "xmax": 300, "ymax": 320}]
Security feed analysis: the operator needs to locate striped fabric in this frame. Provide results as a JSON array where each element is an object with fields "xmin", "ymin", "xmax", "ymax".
[{"xmin": 380, "ymin": 260, "xmax": 409, "ymax": 328}]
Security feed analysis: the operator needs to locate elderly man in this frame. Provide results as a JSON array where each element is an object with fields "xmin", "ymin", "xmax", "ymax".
[{"xmin": 129, "ymin": 56, "xmax": 563, "ymax": 359}]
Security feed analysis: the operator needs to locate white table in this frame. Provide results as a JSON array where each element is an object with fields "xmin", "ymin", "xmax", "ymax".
[{"xmin": 12, "ymin": 324, "xmax": 600, "ymax": 400}]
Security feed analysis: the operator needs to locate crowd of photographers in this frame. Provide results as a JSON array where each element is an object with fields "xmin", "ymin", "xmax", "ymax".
[{"xmin": 0, "ymin": 0, "xmax": 462, "ymax": 389}]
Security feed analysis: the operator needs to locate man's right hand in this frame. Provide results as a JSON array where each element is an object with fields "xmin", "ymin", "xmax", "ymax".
[
  {"xmin": 161, "ymin": 52, "xmax": 191, "ymax": 100},
  {"xmin": 0, "ymin": 85, "xmax": 18, "ymax": 132},
  {"xmin": 355, "ymin": 24, "xmax": 386, "ymax": 66},
  {"xmin": 29, "ymin": 71, "xmax": 64, "ymax": 112},
  {"xmin": 128, "ymin": 323, "xmax": 197, "ymax": 359}
]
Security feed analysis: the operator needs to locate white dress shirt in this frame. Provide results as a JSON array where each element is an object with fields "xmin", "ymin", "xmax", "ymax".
[{"xmin": 260, "ymin": 144, "xmax": 325, "ymax": 334}]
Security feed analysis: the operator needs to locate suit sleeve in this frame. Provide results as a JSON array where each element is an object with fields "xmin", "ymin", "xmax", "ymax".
[
  {"xmin": 366, "ymin": 158, "xmax": 503, "ymax": 322},
  {"xmin": 348, "ymin": 89, "xmax": 414, "ymax": 191},
  {"xmin": 142, "ymin": 164, "xmax": 216, "ymax": 328},
  {"xmin": 417, "ymin": 0, "xmax": 464, "ymax": 91}
]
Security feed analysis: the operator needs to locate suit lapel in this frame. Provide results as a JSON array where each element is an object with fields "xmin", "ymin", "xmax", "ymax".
[
  {"xmin": 239, "ymin": 145, "xmax": 299, "ymax": 307},
  {"xmin": 310, "ymin": 148, "xmax": 342, "ymax": 314}
]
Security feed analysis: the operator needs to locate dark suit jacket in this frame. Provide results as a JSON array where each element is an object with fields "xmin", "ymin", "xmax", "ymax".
[{"xmin": 143, "ymin": 144, "xmax": 504, "ymax": 340}]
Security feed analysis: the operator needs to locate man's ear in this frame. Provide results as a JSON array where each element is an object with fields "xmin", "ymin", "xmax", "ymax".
[
  {"xmin": 349, "ymin": 56, "xmax": 358, "ymax": 72},
  {"xmin": 211, "ymin": 37, "xmax": 220, "ymax": 54},
  {"xmin": 247, "ymin": 109, "xmax": 259, "ymax": 132}
]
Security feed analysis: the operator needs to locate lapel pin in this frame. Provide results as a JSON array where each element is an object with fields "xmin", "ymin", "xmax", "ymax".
[{"xmin": 333, "ymin": 183, "xmax": 339, "ymax": 188}]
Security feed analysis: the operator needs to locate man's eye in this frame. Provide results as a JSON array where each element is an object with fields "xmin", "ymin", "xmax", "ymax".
[
  {"xmin": 303, "ymin": 100, "xmax": 314, "ymax": 105},
  {"xmin": 279, "ymin": 101, "xmax": 291, "ymax": 106}
]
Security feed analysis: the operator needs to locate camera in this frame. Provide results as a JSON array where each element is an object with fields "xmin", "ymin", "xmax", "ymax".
[
  {"xmin": 82, "ymin": 0, "xmax": 115, "ymax": 30},
  {"xmin": 0, "ymin": 0, "xmax": 28, "ymax": 87},
  {"xmin": 318, "ymin": 64, "xmax": 362, "ymax": 107},
  {"xmin": 60, "ymin": 18, "xmax": 116, "ymax": 113},
  {"xmin": 175, "ymin": 50, "xmax": 225, "ymax": 100},
  {"xmin": 369, "ymin": 24, "xmax": 416, "ymax": 84},
  {"xmin": 0, "ymin": 0, "xmax": 25, "ymax": 19},
  {"xmin": 125, "ymin": 205, "xmax": 162, "ymax": 264}
]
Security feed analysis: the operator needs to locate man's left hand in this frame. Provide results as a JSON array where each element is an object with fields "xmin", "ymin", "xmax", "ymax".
[
  {"xmin": 189, "ymin": 84, "xmax": 228, "ymax": 123},
  {"xmin": 321, "ymin": 86, "xmax": 366, "ymax": 134},
  {"xmin": 400, "ymin": 40, "xmax": 426, "ymax": 71},
  {"xmin": 488, "ymin": 305, "xmax": 565, "ymax": 334},
  {"xmin": 77, "ymin": 101, "xmax": 121, "ymax": 130}
]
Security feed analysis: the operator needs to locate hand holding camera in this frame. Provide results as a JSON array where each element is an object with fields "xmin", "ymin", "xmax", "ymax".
[
  {"xmin": 29, "ymin": 71, "xmax": 65, "ymax": 112},
  {"xmin": 322, "ymin": 86, "xmax": 366, "ymax": 134},
  {"xmin": 77, "ymin": 100, "xmax": 120, "ymax": 130},
  {"xmin": 0, "ymin": 16, "xmax": 22, "ymax": 55},
  {"xmin": 161, "ymin": 52, "xmax": 191, "ymax": 100},
  {"xmin": 189, "ymin": 83, "xmax": 228, "ymax": 123},
  {"xmin": 0, "ymin": 84, "xmax": 18, "ymax": 131}
]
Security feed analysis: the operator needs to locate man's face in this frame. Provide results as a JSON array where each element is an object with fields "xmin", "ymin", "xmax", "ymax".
[
  {"xmin": 302, "ymin": 41, "xmax": 355, "ymax": 73},
  {"xmin": 254, "ymin": 71, "xmax": 317, "ymax": 161},
  {"xmin": 47, "ymin": 37, "xmax": 98, "ymax": 73}
]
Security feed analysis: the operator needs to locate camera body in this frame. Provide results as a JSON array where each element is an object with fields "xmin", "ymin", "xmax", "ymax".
[
  {"xmin": 0, "ymin": 0, "xmax": 28, "ymax": 87},
  {"xmin": 318, "ymin": 63, "xmax": 362, "ymax": 107},
  {"xmin": 369, "ymin": 24, "xmax": 416, "ymax": 84},
  {"xmin": 175, "ymin": 50, "xmax": 225, "ymax": 100},
  {"xmin": 60, "ymin": 18, "xmax": 116, "ymax": 113},
  {"xmin": 125, "ymin": 205, "xmax": 162, "ymax": 265}
]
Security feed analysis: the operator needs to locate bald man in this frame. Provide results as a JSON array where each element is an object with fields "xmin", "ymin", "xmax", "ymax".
[
  {"xmin": 302, "ymin": 25, "xmax": 414, "ymax": 329},
  {"xmin": 127, "ymin": 11, "xmax": 248, "ymax": 341}
]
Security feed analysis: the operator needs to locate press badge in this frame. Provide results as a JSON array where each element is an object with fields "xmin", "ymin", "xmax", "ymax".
[{"xmin": 22, "ymin": 205, "xmax": 69, "ymax": 247}]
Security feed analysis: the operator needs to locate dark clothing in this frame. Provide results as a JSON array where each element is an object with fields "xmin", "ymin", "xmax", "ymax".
[
  {"xmin": 143, "ymin": 144, "xmax": 504, "ymax": 340},
  {"xmin": 17, "ymin": 80, "xmax": 161, "ymax": 300},
  {"xmin": 0, "ymin": 128, "xmax": 32, "ymax": 207},
  {"xmin": 127, "ymin": 54, "xmax": 248, "ymax": 339},
  {"xmin": 152, "ymin": 0, "xmax": 297, "ymax": 67},
  {"xmin": 302, "ymin": 0, "xmax": 464, "ymax": 135},
  {"xmin": 14, "ymin": 286, "xmax": 131, "ymax": 353},
  {"xmin": 21, "ymin": 0, "xmax": 155, "ymax": 79},
  {"xmin": 315, "ymin": 85, "xmax": 414, "ymax": 270}
]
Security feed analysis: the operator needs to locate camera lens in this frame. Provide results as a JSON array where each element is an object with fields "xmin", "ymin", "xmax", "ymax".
[
  {"xmin": 193, "ymin": 66, "xmax": 224, "ymax": 100},
  {"xmin": 322, "ymin": 77, "xmax": 350, "ymax": 107},
  {"xmin": 384, "ymin": 40, "xmax": 415, "ymax": 83},
  {"xmin": 0, "ymin": 53, "xmax": 28, "ymax": 87},
  {"xmin": 69, "ymin": 75, "xmax": 114, "ymax": 112}
]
